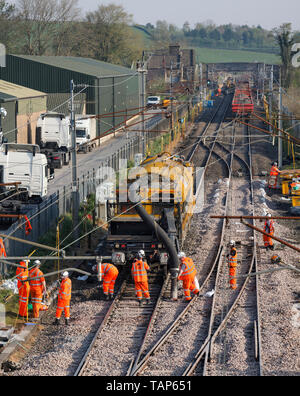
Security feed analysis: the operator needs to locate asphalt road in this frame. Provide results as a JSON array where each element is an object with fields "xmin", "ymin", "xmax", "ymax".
[{"xmin": 47, "ymin": 110, "xmax": 163, "ymax": 197}]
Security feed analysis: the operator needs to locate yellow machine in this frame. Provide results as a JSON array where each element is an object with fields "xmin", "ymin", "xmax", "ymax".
[
  {"xmin": 104, "ymin": 153, "xmax": 196, "ymax": 264},
  {"xmin": 279, "ymin": 169, "xmax": 300, "ymax": 208}
]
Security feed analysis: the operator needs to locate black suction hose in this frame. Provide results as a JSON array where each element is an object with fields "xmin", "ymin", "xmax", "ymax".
[{"xmin": 135, "ymin": 202, "xmax": 180, "ymax": 300}]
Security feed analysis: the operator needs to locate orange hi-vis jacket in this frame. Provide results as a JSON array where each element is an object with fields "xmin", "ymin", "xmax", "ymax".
[
  {"xmin": 99, "ymin": 263, "xmax": 118, "ymax": 278},
  {"xmin": 29, "ymin": 267, "xmax": 45, "ymax": 318},
  {"xmin": 179, "ymin": 257, "xmax": 196, "ymax": 279},
  {"xmin": 264, "ymin": 219, "xmax": 274, "ymax": 235},
  {"xmin": 270, "ymin": 165, "xmax": 280, "ymax": 177},
  {"xmin": 16, "ymin": 262, "xmax": 28, "ymax": 289},
  {"xmin": 131, "ymin": 259, "xmax": 150, "ymax": 283},
  {"xmin": 29, "ymin": 267, "xmax": 45, "ymax": 291},
  {"xmin": 58, "ymin": 278, "xmax": 72, "ymax": 301},
  {"xmin": 228, "ymin": 248, "xmax": 238, "ymax": 268},
  {"xmin": 16, "ymin": 262, "xmax": 30, "ymax": 317}
]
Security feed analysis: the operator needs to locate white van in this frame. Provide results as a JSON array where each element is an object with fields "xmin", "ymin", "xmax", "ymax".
[{"xmin": 147, "ymin": 96, "xmax": 161, "ymax": 108}]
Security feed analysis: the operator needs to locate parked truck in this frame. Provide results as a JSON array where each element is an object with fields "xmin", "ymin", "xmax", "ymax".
[
  {"xmin": 36, "ymin": 112, "xmax": 71, "ymax": 169},
  {"xmin": 75, "ymin": 116, "xmax": 97, "ymax": 153},
  {"xmin": 0, "ymin": 143, "xmax": 48, "ymax": 201}
]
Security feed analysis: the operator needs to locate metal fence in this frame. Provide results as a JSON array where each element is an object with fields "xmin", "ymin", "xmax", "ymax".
[
  {"xmin": 1, "ymin": 194, "xmax": 59, "ymax": 274},
  {"xmin": 0, "ymin": 100, "xmax": 198, "ymax": 272}
]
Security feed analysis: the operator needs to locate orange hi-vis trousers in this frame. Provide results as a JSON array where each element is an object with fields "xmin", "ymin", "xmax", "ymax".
[
  {"xmin": 18, "ymin": 282, "xmax": 30, "ymax": 317},
  {"xmin": 179, "ymin": 275, "xmax": 200, "ymax": 301},
  {"xmin": 103, "ymin": 267, "xmax": 119, "ymax": 296},
  {"xmin": 30, "ymin": 288, "xmax": 43, "ymax": 318},
  {"xmin": 134, "ymin": 281, "xmax": 150, "ymax": 301},
  {"xmin": 56, "ymin": 299, "xmax": 70, "ymax": 320}
]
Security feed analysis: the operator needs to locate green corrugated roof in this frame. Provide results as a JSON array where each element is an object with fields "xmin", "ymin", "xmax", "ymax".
[
  {"xmin": 0, "ymin": 79, "xmax": 46, "ymax": 100},
  {"xmin": 13, "ymin": 55, "xmax": 136, "ymax": 78}
]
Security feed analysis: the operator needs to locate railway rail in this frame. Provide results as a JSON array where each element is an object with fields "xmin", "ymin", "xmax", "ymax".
[
  {"xmin": 126, "ymin": 97, "xmax": 264, "ymax": 377},
  {"xmin": 2, "ymin": 94, "xmax": 283, "ymax": 377},
  {"xmin": 74, "ymin": 272, "xmax": 168, "ymax": 376}
]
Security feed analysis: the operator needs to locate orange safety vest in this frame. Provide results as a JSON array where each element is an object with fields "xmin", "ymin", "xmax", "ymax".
[
  {"xmin": 0, "ymin": 238, "xmax": 6, "ymax": 257},
  {"xmin": 131, "ymin": 259, "xmax": 149, "ymax": 283},
  {"xmin": 29, "ymin": 267, "xmax": 45, "ymax": 289},
  {"xmin": 58, "ymin": 278, "xmax": 72, "ymax": 301},
  {"xmin": 99, "ymin": 263, "xmax": 117, "ymax": 277},
  {"xmin": 264, "ymin": 220, "xmax": 274, "ymax": 234},
  {"xmin": 228, "ymin": 248, "xmax": 237, "ymax": 268},
  {"xmin": 179, "ymin": 257, "xmax": 196, "ymax": 278},
  {"xmin": 16, "ymin": 262, "xmax": 28, "ymax": 289},
  {"xmin": 270, "ymin": 166, "xmax": 280, "ymax": 176}
]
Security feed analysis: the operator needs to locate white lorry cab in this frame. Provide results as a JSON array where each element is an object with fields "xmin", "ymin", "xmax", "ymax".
[
  {"xmin": 75, "ymin": 116, "xmax": 97, "ymax": 153},
  {"xmin": 36, "ymin": 112, "xmax": 71, "ymax": 168},
  {"xmin": 0, "ymin": 144, "xmax": 48, "ymax": 200}
]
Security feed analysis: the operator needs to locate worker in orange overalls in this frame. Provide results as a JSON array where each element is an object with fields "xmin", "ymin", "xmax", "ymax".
[
  {"xmin": 268, "ymin": 162, "xmax": 281, "ymax": 189},
  {"xmin": 131, "ymin": 250, "xmax": 150, "ymax": 306},
  {"xmin": 16, "ymin": 260, "xmax": 30, "ymax": 318},
  {"xmin": 54, "ymin": 271, "xmax": 72, "ymax": 326},
  {"xmin": 227, "ymin": 241, "xmax": 238, "ymax": 290},
  {"xmin": 29, "ymin": 260, "xmax": 47, "ymax": 319},
  {"xmin": 263, "ymin": 213, "xmax": 275, "ymax": 251},
  {"xmin": 96, "ymin": 262, "xmax": 119, "ymax": 301},
  {"xmin": 177, "ymin": 252, "xmax": 200, "ymax": 301}
]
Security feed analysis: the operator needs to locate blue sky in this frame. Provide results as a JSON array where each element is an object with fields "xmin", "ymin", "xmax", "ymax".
[{"xmin": 78, "ymin": 0, "xmax": 300, "ymax": 30}]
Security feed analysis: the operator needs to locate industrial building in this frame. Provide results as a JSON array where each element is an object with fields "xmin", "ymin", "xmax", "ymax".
[
  {"xmin": 146, "ymin": 44, "xmax": 199, "ymax": 91},
  {"xmin": 0, "ymin": 55, "xmax": 140, "ymax": 136},
  {"xmin": 0, "ymin": 80, "xmax": 47, "ymax": 143}
]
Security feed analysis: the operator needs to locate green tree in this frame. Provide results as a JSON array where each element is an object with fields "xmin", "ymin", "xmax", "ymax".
[
  {"xmin": 274, "ymin": 23, "xmax": 294, "ymax": 88},
  {"xmin": 0, "ymin": 0, "xmax": 16, "ymax": 50},
  {"xmin": 84, "ymin": 4, "xmax": 141, "ymax": 66}
]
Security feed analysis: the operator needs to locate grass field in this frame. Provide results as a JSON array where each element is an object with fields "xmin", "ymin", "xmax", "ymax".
[
  {"xmin": 194, "ymin": 47, "xmax": 281, "ymax": 64},
  {"xmin": 131, "ymin": 25, "xmax": 281, "ymax": 64}
]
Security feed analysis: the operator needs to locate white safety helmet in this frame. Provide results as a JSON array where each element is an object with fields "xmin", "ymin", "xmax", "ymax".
[
  {"xmin": 138, "ymin": 250, "xmax": 145, "ymax": 258},
  {"xmin": 177, "ymin": 252, "xmax": 186, "ymax": 259},
  {"xmin": 62, "ymin": 271, "xmax": 69, "ymax": 278},
  {"xmin": 34, "ymin": 260, "xmax": 41, "ymax": 266},
  {"xmin": 267, "ymin": 213, "xmax": 272, "ymax": 217},
  {"xmin": 230, "ymin": 240, "xmax": 235, "ymax": 246}
]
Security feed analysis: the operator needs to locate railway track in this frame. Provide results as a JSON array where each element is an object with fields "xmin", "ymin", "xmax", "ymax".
[
  {"xmin": 127, "ymin": 98, "xmax": 264, "ymax": 377},
  {"xmin": 74, "ymin": 272, "xmax": 167, "ymax": 376}
]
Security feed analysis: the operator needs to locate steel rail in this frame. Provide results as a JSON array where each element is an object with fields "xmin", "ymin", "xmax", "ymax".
[
  {"xmin": 184, "ymin": 121, "xmax": 262, "ymax": 376},
  {"xmin": 74, "ymin": 274, "xmax": 167, "ymax": 377},
  {"xmin": 129, "ymin": 97, "xmax": 233, "ymax": 377},
  {"xmin": 74, "ymin": 278, "xmax": 128, "ymax": 376}
]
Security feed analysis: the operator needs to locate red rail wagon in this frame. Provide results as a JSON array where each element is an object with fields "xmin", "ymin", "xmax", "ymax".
[{"xmin": 232, "ymin": 81, "xmax": 254, "ymax": 115}]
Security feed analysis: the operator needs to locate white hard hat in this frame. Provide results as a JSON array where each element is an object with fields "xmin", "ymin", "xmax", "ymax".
[
  {"xmin": 178, "ymin": 252, "xmax": 186, "ymax": 259},
  {"xmin": 34, "ymin": 260, "xmax": 41, "ymax": 266},
  {"xmin": 230, "ymin": 240, "xmax": 235, "ymax": 246},
  {"xmin": 62, "ymin": 271, "xmax": 69, "ymax": 278},
  {"xmin": 138, "ymin": 250, "xmax": 145, "ymax": 257},
  {"xmin": 267, "ymin": 213, "xmax": 272, "ymax": 217}
]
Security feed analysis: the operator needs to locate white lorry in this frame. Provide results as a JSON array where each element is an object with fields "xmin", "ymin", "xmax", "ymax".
[
  {"xmin": 75, "ymin": 116, "xmax": 97, "ymax": 153},
  {"xmin": 36, "ymin": 112, "xmax": 71, "ymax": 169},
  {"xmin": 0, "ymin": 143, "xmax": 48, "ymax": 201}
]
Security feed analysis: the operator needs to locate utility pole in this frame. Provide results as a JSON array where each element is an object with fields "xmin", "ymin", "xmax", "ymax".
[
  {"xmin": 278, "ymin": 85, "xmax": 283, "ymax": 168},
  {"xmin": 170, "ymin": 61, "xmax": 174, "ymax": 131},
  {"xmin": 199, "ymin": 63, "xmax": 203, "ymax": 100},
  {"xmin": 269, "ymin": 65, "xmax": 274, "ymax": 137},
  {"xmin": 138, "ymin": 59, "xmax": 147, "ymax": 157},
  {"xmin": 70, "ymin": 80, "xmax": 79, "ymax": 246}
]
